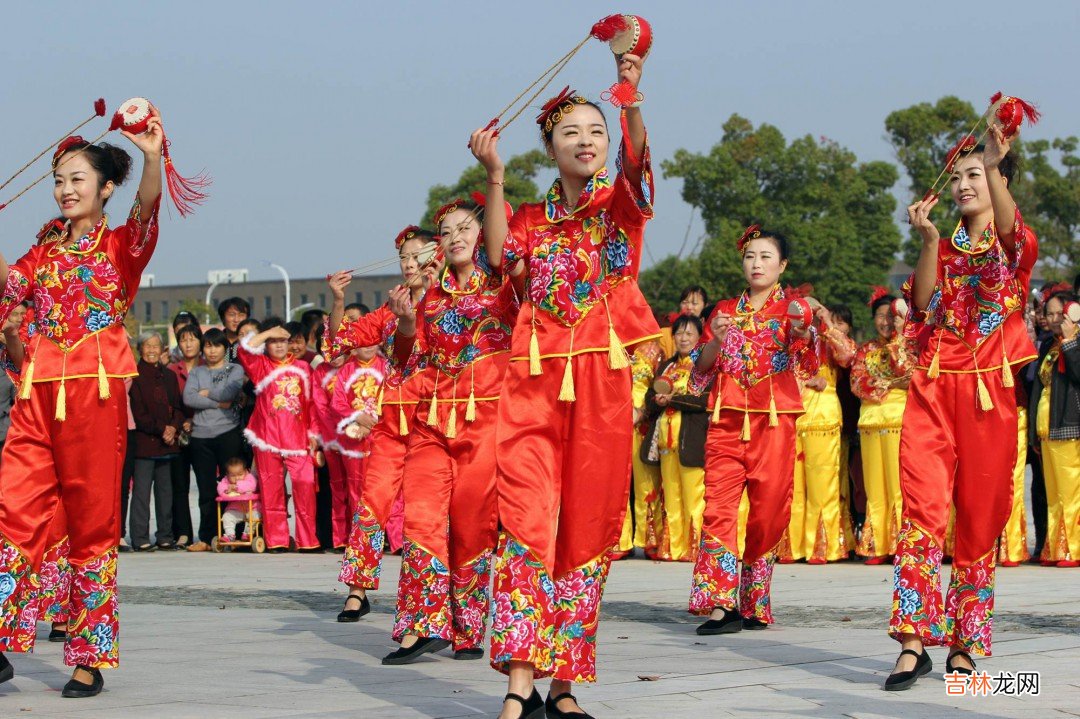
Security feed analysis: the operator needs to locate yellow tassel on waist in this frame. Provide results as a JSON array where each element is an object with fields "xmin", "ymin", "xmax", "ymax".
[
  {"xmin": 711, "ymin": 400, "xmax": 721, "ymax": 424},
  {"xmin": 605, "ymin": 298, "xmax": 629, "ymax": 369},
  {"xmin": 55, "ymin": 380, "xmax": 67, "ymax": 422},
  {"xmin": 398, "ymin": 405, "xmax": 410, "ymax": 436},
  {"xmin": 740, "ymin": 410, "xmax": 751, "ymax": 442},
  {"xmin": 426, "ymin": 389, "xmax": 438, "ymax": 427},
  {"xmin": 528, "ymin": 306, "xmax": 542, "ymax": 376},
  {"xmin": 1001, "ymin": 343, "xmax": 1014, "ymax": 388},
  {"xmin": 465, "ymin": 390, "xmax": 477, "ymax": 422},
  {"xmin": 976, "ymin": 374, "xmax": 994, "ymax": 411},
  {"xmin": 558, "ymin": 357, "xmax": 576, "ymax": 402},
  {"xmin": 19, "ymin": 357, "xmax": 34, "ymax": 399},
  {"xmin": 927, "ymin": 342, "xmax": 941, "ymax": 379},
  {"xmin": 97, "ymin": 358, "xmax": 111, "ymax": 399},
  {"xmin": 445, "ymin": 402, "xmax": 458, "ymax": 439},
  {"xmin": 769, "ymin": 379, "xmax": 778, "ymax": 427}
]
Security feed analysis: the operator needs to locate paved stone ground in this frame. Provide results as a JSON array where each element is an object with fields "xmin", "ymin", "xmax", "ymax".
[{"xmin": 1, "ymin": 550, "xmax": 1077, "ymax": 718}]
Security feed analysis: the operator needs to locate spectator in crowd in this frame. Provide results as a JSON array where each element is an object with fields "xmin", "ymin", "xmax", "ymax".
[
  {"xmin": 344, "ymin": 303, "xmax": 369, "ymax": 323},
  {"xmin": 129, "ymin": 332, "xmax": 186, "ymax": 552},
  {"xmin": 300, "ymin": 309, "xmax": 326, "ymax": 364},
  {"xmin": 167, "ymin": 323, "xmax": 203, "ymax": 549},
  {"xmin": 168, "ymin": 311, "xmax": 201, "ymax": 363},
  {"xmin": 641, "ymin": 314, "xmax": 711, "ymax": 561},
  {"xmin": 184, "ymin": 328, "xmax": 246, "ymax": 552},
  {"xmin": 285, "ymin": 321, "xmax": 309, "ymax": 361},
  {"xmin": 1031, "ymin": 290, "xmax": 1080, "ymax": 567},
  {"xmin": 217, "ymin": 297, "xmax": 251, "ymax": 363}
]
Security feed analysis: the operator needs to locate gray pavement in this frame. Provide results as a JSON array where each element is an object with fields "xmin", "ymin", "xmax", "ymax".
[{"xmin": 1, "ymin": 551, "xmax": 1077, "ymax": 718}]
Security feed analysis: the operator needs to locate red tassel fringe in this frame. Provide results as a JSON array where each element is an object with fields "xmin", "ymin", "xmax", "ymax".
[
  {"xmin": 162, "ymin": 139, "xmax": 210, "ymax": 218},
  {"xmin": 590, "ymin": 14, "xmax": 627, "ymax": 41},
  {"xmin": 94, "ymin": 98, "xmax": 106, "ymax": 117}
]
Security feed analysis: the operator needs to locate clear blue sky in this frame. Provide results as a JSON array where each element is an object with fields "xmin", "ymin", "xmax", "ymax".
[{"xmin": 2, "ymin": 1, "xmax": 1076, "ymax": 286}]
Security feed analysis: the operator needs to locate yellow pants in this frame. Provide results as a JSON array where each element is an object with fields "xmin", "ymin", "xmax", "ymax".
[
  {"xmin": 788, "ymin": 427, "xmax": 847, "ymax": 561},
  {"xmin": 999, "ymin": 408, "xmax": 1031, "ymax": 564},
  {"xmin": 856, "ymin": 389, "xmax": 906, "ymax": 558},
  {"xmin": 737, "ymin": 489, "xmax": 749, "ymax": 556},
  {"xmin": 620, "ymin": 430, "xmax": 666, "ymax": 556},
  {"xmin": 1041, "ymin": 435, "xmax": 1080, "ymax": 562},
  {"xmin": 659, "ymin": 450, "xmax": 705, "ymax": 561}
]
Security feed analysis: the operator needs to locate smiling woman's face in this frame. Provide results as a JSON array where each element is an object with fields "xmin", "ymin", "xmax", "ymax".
[{"xmin": 547, "ymin": 104, "xmax": 609, "ymax": 183}]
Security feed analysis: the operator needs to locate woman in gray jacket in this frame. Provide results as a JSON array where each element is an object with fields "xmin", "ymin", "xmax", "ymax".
[{"xmin": 183, "ymin": 328, "xmax": 246, "ymax": 552}]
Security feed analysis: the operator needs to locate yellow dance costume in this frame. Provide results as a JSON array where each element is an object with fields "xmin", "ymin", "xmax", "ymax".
[
  {"xmin": 783, "ymin": 328, "xmax": 856, "ymax": 563},
  {"xmin": 620, "ymin": 342, "xmax": 667, "ymax": 557},
  {"xmin": 1037, "ymin": 346, "xmax": 1080, "ymax": 564},
  {"xmin": 850, "ymin": 336, "xmax": 914, "ymax": 560}
]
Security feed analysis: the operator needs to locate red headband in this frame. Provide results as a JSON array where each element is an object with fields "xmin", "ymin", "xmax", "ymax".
[
  {"xmin": 868, "ymin": 285, "xmax": 891, "ymax": 306},
  {"xmin": 736, "ymin": 224, "xmax": 762, "ymax": 253},
  {"xmin": 433, "ymin": 198, "xmax": 474, "ymax": 229},
  {"xmin": 944, "ymin": 135, "xmax": 979, "ymax": 174},
  {"xmin": 536, "ymin": 86, "xmax": 588, "ymax": 135},
  {"xmin": 394, "ymin": 225, "xmax": 424, "ymax": 250},
  {"xmin": 470, "ymin": 191, "xmax": 512, "ymax": 222},
  {"xmin": 51, "ymin": 135, "xmax": 89, "ymax": 169}
]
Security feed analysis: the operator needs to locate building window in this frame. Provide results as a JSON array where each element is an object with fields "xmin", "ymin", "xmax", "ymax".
[
  {"xmin": 354, "ymin": 291, "xmax": 363, "ymax": 305},
  {"xmin": 300, "ymin": 293, "xmax": 308, "ymax": 306},
  {"xmin": 264, "ymin": 296, "xmax": 272, "ymax": 316},
  {"xmin": 161, "ymin": 301, "xmax": 169, "ymax": 321},
  {"xmin": 319, "ymin": 293, "xmax": 326, "ymax": 309},
  {"xmin": 247, "ymin": 297, "xmax": 255, "ymax": 313},
  {"xmin": 374, "ymin": 290, "xmax": 382, "ymax": 306},
  {"xmin": 145, "ymin": 301, "xmax": 152, "ymax": 322}
]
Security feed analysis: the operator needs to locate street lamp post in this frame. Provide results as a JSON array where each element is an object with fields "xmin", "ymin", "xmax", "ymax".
[
  {"xmin": 266, "ymin": 261, "xmax": 292, "ymax": 319},
  {"xmin": 204, "ymin": 281, "xmax": 221, "ymax": 324}
]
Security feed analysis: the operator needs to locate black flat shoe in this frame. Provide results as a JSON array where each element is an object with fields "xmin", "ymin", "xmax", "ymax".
[
  {"xmin": 884, "ymin": 648, "xmax": 932, "ymax": 691},
  {"xmin": 132, "ymin": 543, "xmax": 156, "ymax": 553},
  {"xmin": 48, "ymin": 628, "xmax": 67, "ymax": 642},
  {"xmin": 336, "ymin": 594, "xmax": 370, "ymax": 622},
  {"xmin": 0, "ymin": 652, "xmax": 13, "ymax": 685},
  {"xmin": 696, "ymin": 609, "xmax": 743, "ymax": 635},
  {"xmin": 546, "ymin": 692, "xmax": 596, "ymax": 718},
  {"xmin": 453, "ymin": 648, "xmax": 484, "ymax": 660},
  {"xmin": 742, "ymin": 617, "xmax": 768, "ymax": 630},
  {"xmin": 380, "ymin": 637, "xmax": 451, "ymax": 665},
  {"xmin": 946, "ymin": 650, "xmax": 976, "ymax": 675},
  {"xmin": 502, "ymin": 689, "xmax": 544, "ymax": 719},
  {"xmin": 61, "ymin": 665, "xmax": 103, "ymax": 698},
  {"xmin": 156, "ymin": 542, "xmax": 176, "ymax": 551}
]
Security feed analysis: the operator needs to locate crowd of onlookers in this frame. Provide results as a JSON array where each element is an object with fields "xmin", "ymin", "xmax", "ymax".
[{"xmin": 111, "ymin": 297, "xmax": 362, "ymax": 553}]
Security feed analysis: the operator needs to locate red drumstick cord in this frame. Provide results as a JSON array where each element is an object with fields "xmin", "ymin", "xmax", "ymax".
[
  {"xmin": 922, "ymin": 103, "xmax": 998, "ymax": 201},
  {"xmin": 0, "ymin": 128, "xmax": 111, "ymax": 212}
]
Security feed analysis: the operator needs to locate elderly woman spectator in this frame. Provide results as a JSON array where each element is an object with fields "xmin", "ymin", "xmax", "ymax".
[
  {"xmin": 183, "ymin": 328, "xmax": 246, "ymax": 552},
  {"xmin": 167, "ymin": 323, "xmax": 203, "ymax": 548},
  {"xmin": 129, "ymin": 332, "xmax": 186, "ymax": 551}
]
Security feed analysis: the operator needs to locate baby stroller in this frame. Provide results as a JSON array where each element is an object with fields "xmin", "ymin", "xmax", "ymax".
[{"xmin": 211, "ymin": 491, "xmax": 266, "ymax": 553}]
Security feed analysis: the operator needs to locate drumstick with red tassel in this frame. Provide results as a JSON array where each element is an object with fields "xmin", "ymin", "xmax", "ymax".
[{"xmin": 0, "ymin": 98, "xmax": 107, "ymax": 196}]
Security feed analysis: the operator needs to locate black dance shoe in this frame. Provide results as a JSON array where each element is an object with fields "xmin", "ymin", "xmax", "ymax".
[
  {"xmin": 546, "ymin": 692, "xmax": 596, "ymax": 718},
  {"xmin": 502, "ymin": 689, "xmax": 544, "ymax": 719},
  {"xmin": 453, "ymin": 648, "xmax": 484, "ymax": 660},
  {"xmin": 946, "ymin": 650, "xmax": 976, "ymax": 675},
  {"xmin": 0, "ymin": 652, "xmax": 13, "ymax": 685},
  {"xmin": 380, "ymin": 637, "xmax": 451, "ymax": 665},
  {"xmin": 61, "ymin": 665, "xmax": 103, "ymax": 698},
  {"xmin": 742, "ymin": 617, "xmax": 768, "ymax": 630},
  {"xmin": 336, "ymin": 594, "xmax": 370, "ymax": 623},
  {"xmin": 884, "ymin": 648, "xmax": 932, "ymax": 691},
  {"xmin": 48, "ymin": 627, "xmax": 67, "ymax": 642},
  {"xmin": 696, "ymin": 609, "xmax": 743, "ymax": 635}
]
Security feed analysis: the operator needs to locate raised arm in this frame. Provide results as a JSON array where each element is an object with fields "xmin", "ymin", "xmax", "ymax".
[
  {"xmin": 982, "ymin": 125, "xmax": 1019, "ymax": 255},
  {"xmin": 906, "ymin": 195, "xmax": 941, "ymax": 312},
  {"xmin": 120, "ymin": 104, "xmax": 164, "ymax": 210},
  {"xmin": 470, "ymin": 128, "xmax": 510, "ymax": 272}
]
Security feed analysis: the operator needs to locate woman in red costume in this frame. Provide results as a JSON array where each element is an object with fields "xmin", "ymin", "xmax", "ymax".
[
  {"xmin": 471, "ymin": 51, "xmax": 656, "ymax": 719},
  {"xmin": 381, "ymin": 198, "xmax": 518, "ymax": 665},
  {"xmin": 0, "ymin": 112, "xmax": 164, "ymax": 697},
  {"xmin": 886, "ymin": 126, "xmax": 1037, "ymax": 690},
  {"xmin": 326, "ymin": 227, "xmax": 436, "ymax": 622},
  {"xmin": 688, "ymin": 227, "xmax": 817, "ymax": 636}
]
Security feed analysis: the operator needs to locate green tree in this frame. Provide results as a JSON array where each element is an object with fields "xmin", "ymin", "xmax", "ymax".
[
  {"xmin": 178, "ymin": 298, "xmax": 215, "ymax": 325},
  {"xmin": 884, "ymin": 96, "xmax": 981, "ymax": 265},
  {"xmin": 1025, "ymin": 137, "xmax": 1080, "ymax": 282},
  {"xmin": 423, "ymin": 149, "xmax": 554, "ymax": 226},
  {"xmin": 645, "ymin": 115, "xmax": 901, "ymax": 331}
]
